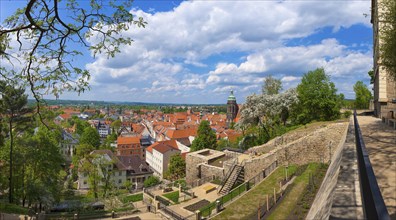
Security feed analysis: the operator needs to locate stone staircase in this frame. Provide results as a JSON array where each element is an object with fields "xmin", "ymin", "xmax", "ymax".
[{"xmin": 219, "ymin": 165, "xmax": 244, "ymax": 195}]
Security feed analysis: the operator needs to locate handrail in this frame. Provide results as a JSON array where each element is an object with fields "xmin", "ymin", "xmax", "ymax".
[
  {"xmin": 218, "ymin": 160, "xmax": 237, "ymax": 193},
  {"xmin": 353, "ymin": 110, "xmax": 390, "ymax": 220}
]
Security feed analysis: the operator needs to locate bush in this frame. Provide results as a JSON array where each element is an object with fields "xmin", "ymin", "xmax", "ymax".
[
  {"xmin": 144, "ymin": 176, "xmax": 160, "ymax": 188},
  {"xmin": 343, "ymin": 110, "xmax": 352, "ymax": 118}
]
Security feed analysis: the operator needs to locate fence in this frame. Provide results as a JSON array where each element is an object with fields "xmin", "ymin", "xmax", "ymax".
[
  {"xmin": 247, "ymin": 160, "xmax": 278, "ymax": 188},
  {"xmin": 353, "ymin": 111, "xmax": 390, "ymax": 220},
  {"xmin": 199, "ymin": 160, "xmax": 279, "ymax": 218}
]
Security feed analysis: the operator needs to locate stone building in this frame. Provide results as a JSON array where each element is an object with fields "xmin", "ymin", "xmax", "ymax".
[{"xmin": 371, "ymin": 0, "xmax": 396, "ymax": 118}]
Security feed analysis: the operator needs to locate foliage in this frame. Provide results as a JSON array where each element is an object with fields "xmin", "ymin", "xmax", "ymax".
[
  {"xmin": 191, "ymin": 120, "xmax": 217, "ymax": 151},
  {"xmin": 368, "ymin": 69, "xmax": 375, "ymax": 84},
  {"xmin": 262, "ymin": 75, "xmax": 282, "ymax": 95},
  {"xmin": 353, "ymin": 81, "xmax": 372, "ymax": 109},
  {"xmin": 292, "ymin": 68, "xmax": 342, "ymax": 124},
  {"xmin": 343, "ymin": 110, "xmax": 352, "ymax": 118},
  {"xmin": 379, "ymin": 0, "xmax": 396, "ymax": 79},
  {"xmin": 80, "ymin": 152, "xmax": 115, "ymax": 199},
  {"xmin": 0, "ymin": 126, "xmax": 64, "ymax": 207},
  {"xmin": 162, "ymin": 191, "xmax": 179, "ymax": 204},
  {"xmin": 143, "ymin": 176, "xmax": 160, "ymax": 188},
  {"xmin": 80, "ymin": 127, "xmax": 101, "ymax": 149},
  {"xmin": 0, "ymin": 202, "xmax": 28, "ymax": 215},
  {"xmin": 237, "ymin": 88, "xmax": 298, "ymax": 148},
  {"xmin": 111, "ymin": 120, "xmax": 122, "ymax": 133},
  {"xmin": 0, "ymin": 80, "xmax": 33, "ymax": 203},
  {"xmin": 0, "ymin": 0, "xmax": 146, "ymax": 105},
  {"xmin": 72, "ymin": 117, "xmax": 90, "ymax": 136},
  {"xmin": 165, "ymin": 154, "xmax": 186, "ymax": 181}
]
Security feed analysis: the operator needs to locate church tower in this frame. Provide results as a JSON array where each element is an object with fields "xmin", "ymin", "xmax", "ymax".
[{"xmin": 226, "ymin": 90, "xmax": 239, "ymax": 128}]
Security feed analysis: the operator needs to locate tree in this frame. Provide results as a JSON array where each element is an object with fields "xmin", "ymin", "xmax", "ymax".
[
  {"xmin": 166, "ymin": 154, "xmax": 186, "ymax": 180},
  {"xmin": 190, "ymin": 120, "xmax": 217, "ymax": 151},
  {"xmin": 0, "ymin": 0, "xmax": 146, "ymax": 111},
  {"xmin": 80, "ymin": 153, "xmax": 114, "ymax": 199},
  {"xmin": 0, "ymin": 80, "xmax": 32, "ymax": 203},
  {"xmin": 262, "ymin": 75, "xmax": 282, "ymax": 95},
  {"xmin": 80, "ymin": 127, "xmax": 101, "ymax": 149},
  {"xmin": 380, "ymin": 0, "xmax": 396, "ymax": 79},
  {"xmin": 368, "ymin": 69, "xmax": 375, "ymax": 84},
  {"xmin": 144, "ymin": 176, "xmax": 160, "ymax": 188},
  {"xmin": 111, "ymin": 120, "xmax": 122, "ymax": 134},
  {"xmin": 354, "ymin": 81, "xmax": 373, "ymax": 109},
  {"xmin": 293, "ymin": 68, "xmax": 342, "ymax": 124}
]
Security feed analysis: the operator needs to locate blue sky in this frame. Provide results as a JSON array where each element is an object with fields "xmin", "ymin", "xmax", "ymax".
[{"xmin": 1, "ymin": 0, "xmax": 373, "ymax": 104}]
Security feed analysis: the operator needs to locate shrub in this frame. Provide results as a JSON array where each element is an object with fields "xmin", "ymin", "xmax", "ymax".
[
  {"xmin": 144, "ymin": 176, "xmax": 160, "ymax": 188},
  {"xmin": 343, "ymin": 110, "xmax": 352, "ymax": 118}
]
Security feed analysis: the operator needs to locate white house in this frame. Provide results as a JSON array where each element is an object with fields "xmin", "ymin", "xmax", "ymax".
[
  {"xmin": 145, "ymin": 140, "xmax": 181, "ymax": 179},
  {"xmin": 59, "ymin": 130, "xmax": 79, "ymax": 162}
]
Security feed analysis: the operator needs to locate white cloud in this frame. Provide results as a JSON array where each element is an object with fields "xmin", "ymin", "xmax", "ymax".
[{"xmin": 77, "ymin": 0, "xmax": 372, "ymax": 103}]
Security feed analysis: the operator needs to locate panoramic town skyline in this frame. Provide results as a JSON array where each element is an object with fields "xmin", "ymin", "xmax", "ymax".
[{"xmin": 1, "ymin": 0, "xmax": 373, "ymax": 104}]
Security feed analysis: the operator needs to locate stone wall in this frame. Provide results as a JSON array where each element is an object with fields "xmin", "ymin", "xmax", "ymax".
[
  {"xmin": 186, "ymin": 154, "xmax": 207, "ymax": 185},
  {"xmin": 243, "ymin": 153, "xmax": 277, "ymax": 181},
  {"xmin": 306, "ymin": 119, "xmax": 350, "ymax": 219},
  {"xmin": 243, "ymin": 122, "xmax": 348, "ymax": 182},
  {"xmin": 200, "ymin": 164, "xmax": 225, "ymax": 181}
]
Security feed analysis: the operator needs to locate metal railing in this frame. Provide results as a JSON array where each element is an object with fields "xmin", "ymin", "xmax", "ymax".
[
  {"xmin": 217, "ymin": 159, "xmax": 238, "ymax": 193},
  {"xmin": 353, "ymin": 110, "xmax": 390, "ymax": 220}
]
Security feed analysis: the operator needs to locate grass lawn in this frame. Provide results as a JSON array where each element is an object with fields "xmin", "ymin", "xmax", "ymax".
[
  {"xmin": 162, "ymin": 191, "xmax": 179, "ymax": 204},
  {"xmin": 267, "ymin": 163, "xmax": 328, "ymax": 220},
  {"xmin": 213, "ymin": 165, "xmax": 297, "ymax": 220},
  {"xmin": 121, "ymin": 193, "xmax": 143, "ymax": 203}
]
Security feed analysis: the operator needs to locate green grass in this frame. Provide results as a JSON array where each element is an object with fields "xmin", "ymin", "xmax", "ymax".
[
  {"xmin": 267, "ymin": 163, "xmax": 328, "ymax": 220},
  {"xmin": 121, "ymin": 193, "xmax": 143, "ymax": 203},
  {"xmin": 213, "ymin": 165, "xmax": 297, "ymax": 220},
  {"xmin": 162, "ymin": 191, "xmax": 179, "ymax": 204},
  {"xmin": 0, "ymin": 202, "xmax": 28, "ymax": 215}
]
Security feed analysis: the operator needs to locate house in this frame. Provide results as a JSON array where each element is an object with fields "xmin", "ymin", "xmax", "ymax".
[
  {"xmin": 145, "ymin": 140, "xmax": 181, "ymax": 179},
  {"xmin": 117, "ymin": 136, "xmax": 145, "ymax": 160},
  {"xmin": 59, "ymin": 130, "xmax": 79, "ymax": 162},
  {"xmin": 96, "ymin": 121, "xmax": 111, "ymax": 138},
  {"xmin": 77, "ymin": 150, "xmax": 153, "ymax": 190}
]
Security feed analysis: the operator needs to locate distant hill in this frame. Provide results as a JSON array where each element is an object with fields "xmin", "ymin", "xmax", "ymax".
[{"xmin": 27, "ymin": 99, "xmax": 225, "ymax": 107}]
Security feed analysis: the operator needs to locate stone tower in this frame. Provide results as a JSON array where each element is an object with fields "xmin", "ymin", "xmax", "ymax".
[{"xmin": 226, "ymin": 90, "xmax": 239, "ymax": 128}]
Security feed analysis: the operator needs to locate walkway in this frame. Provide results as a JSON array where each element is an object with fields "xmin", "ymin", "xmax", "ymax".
[
  {"xmin": 330, "ymin": 119, "xmax": 364, "ymax": 219},
  {"xmin": 357, "ymin": 116, "xmax": 396, "ymax": 219},
  {"xmin": 330, "ymin": 115, "xmax": 396, "ymax": 219}
]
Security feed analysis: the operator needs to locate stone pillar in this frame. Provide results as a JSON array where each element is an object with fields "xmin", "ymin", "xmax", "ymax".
[
  {"xmin": 216, "ymin": 200, "xmax": 222, "ymax": 213},
  {"xmin": 195, "ymin": 210, "xmax": 201, "ymax": 220}
]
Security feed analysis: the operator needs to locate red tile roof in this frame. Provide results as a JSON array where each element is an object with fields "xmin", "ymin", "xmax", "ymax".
[{"xmin": 117, "ymin": 136, "xmax": 140, "ymax": 145}]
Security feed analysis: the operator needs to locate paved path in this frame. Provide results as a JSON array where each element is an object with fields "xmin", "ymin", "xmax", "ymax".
[
  {"xmin": 330, "ymin": 119, "xmax": 364, "ymax": 219},
  {"xmin": 357, "ymin": 116, "xmax": 396, "ymax": 219}
]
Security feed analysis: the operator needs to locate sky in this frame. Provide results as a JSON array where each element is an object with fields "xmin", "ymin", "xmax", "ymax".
[{"xmin": 1, "ymin": 0, "xmax": 373, "ymax": 104}]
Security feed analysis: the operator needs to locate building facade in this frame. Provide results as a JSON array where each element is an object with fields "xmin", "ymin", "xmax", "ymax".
[
  {"xmin": 372, "ymin": 0, "xmax": 396, "ymax": 118},
  {"xmin": 117, "ymin": 136, "xmax": 145, "ymax": 160}
]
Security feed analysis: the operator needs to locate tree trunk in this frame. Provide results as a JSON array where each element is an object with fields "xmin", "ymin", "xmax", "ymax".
[{"xmin": 9, "ymin": 119, "xmax": 13, "ymax": 203}]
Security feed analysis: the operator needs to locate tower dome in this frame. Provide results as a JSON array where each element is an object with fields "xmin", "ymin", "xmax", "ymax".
[{"xmin": 227, "ymin": 90, "xmax": 236, "ymax": 101}]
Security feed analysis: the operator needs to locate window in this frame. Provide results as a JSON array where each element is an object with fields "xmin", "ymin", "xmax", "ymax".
[
  {"xmin": 118, "ymin": 179, "xmax": 122, "ymax": 184},
  {"xmin": 119, "ymin": 171, "xmax": 122, "ymax": 176},
  {"xmin": 83, "ymin": 181, "xmax": 87, "ymax": 185}
]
